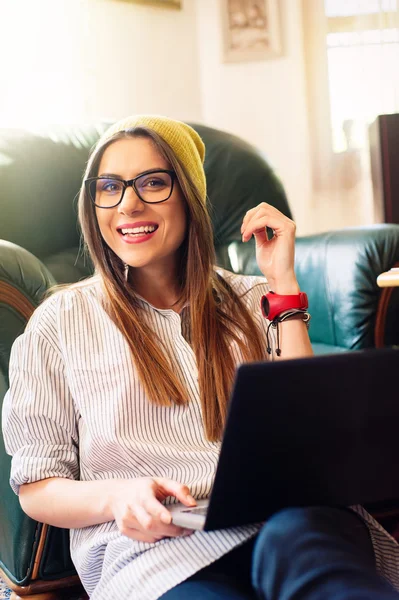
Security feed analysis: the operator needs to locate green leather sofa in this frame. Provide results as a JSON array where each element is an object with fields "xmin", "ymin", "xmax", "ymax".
[{"xmin": 1, "ymin": 122, "xmax": 399, "ymax": 599}]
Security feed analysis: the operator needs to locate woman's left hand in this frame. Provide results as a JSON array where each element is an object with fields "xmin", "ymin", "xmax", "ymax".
[{"xmin": 241, "ymin": 202, "xmax": 299, "ymax": 294}]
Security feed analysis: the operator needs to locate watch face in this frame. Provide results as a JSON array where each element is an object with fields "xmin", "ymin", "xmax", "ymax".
[
  {"xmin": 261, "ymin": 296, "xmax": 270, "ymax": 318},
  {"xmin": 261, "ymin": 291, "xmax": 309, "ymax": 321}
]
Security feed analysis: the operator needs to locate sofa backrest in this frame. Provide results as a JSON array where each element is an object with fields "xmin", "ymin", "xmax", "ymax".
[
  {"xmin": 187, "ymin": 123, "xmax": 292, "ymax": 266},
  {"xmin": 0, "ymin": 122, "xmax": 291, "ymax": 283}
]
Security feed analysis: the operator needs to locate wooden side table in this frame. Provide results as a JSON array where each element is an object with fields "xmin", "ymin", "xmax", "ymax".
[
  {"xmin": 369, "ymin": 264, "xmax": 399, "ymax": 530},
  {"xmin": 375, "ymin": 264, "xmax": 399, "ymax": 347},
  {"xmin": 377, "ymin": 268, "xmax": 399, "ymax": 287}
]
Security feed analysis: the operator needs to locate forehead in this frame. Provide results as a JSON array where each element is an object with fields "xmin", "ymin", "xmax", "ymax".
[{"xmin": 98, "ymin": 137, "xmax": 169, "ymax": 177}]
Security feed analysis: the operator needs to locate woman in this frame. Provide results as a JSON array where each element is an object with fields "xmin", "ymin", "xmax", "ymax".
[{"xmin": 2, "ymin": 115, "xmax": 399, "ymax": 600}]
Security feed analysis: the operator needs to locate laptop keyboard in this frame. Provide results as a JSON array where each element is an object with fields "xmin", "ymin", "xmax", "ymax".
[{"xmin": 181, "ymin": 506, "xmax": 208, "ymax": 516}]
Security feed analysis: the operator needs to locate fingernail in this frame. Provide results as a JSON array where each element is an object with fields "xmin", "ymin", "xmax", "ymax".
[
  {"xmin": 182, "ymin": 529, "xmax": 194, "ymax": 536},
  {"xmin": 186, "ymin": 494, "xmax": 196, "ymax": 504}
]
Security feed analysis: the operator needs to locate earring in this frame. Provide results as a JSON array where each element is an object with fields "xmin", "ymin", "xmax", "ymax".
[{"xmin": 124, "ymin": 263, "xmax": 129, "ymax": 282}]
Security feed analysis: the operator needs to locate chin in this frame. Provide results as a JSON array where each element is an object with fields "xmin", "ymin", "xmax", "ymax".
[
  {"xmin": 126, "ymin": 260, "xmax": 152, "ymax": 270},
  {"xmin": 122, "ymin": 256, "xmax": 153, "ymax": 269},
  {"xmin": 115, "ymin": 247, "xmax": 155, "ymax": 267}
]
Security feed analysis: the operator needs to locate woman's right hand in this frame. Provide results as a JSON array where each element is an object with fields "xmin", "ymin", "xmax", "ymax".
[{"xmin": 109, "ymin": 477, "xmax": 197, "ymax": 543}]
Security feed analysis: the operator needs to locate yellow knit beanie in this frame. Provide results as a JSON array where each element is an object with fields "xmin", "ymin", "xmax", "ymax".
[{"xmin": 98, "ymin": 115, "xmax": 207, "ymax": 204}]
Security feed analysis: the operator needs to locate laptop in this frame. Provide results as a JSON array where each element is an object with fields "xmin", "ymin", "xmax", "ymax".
[{"xmin": 169, "ymin": 347, "xmax": 399, "ymax": 531}]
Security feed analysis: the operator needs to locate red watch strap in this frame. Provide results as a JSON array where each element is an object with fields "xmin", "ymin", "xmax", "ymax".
[{"xmin": 261, "ymin": 291, "xmax": 308, "ymax": 321}]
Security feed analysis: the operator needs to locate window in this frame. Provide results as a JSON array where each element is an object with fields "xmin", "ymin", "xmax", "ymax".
[{"xmin": 325, "ymin": 0, "xmax": 399, "ymax": 152}]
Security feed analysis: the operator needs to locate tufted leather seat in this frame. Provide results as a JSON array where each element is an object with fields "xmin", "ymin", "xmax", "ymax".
[{"xmin": 1, "ymin": 122, "xmax": 399, "ymax": 599}]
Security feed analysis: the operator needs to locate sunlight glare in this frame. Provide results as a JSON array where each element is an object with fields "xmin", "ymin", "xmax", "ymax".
[{"xmin": 0, "ymin": 0, "xmax": 87, "ymax": 128}]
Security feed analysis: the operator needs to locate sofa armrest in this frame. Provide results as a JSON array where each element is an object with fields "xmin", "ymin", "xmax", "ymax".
[
  {"xmin": 294, "ymin": 224, "xmax": 399, "ymax": 350},
  {"xmin": 0, "ymin": 240, "xmax": 54, "ymax": 583},
  {"xmin": 226, "ymin": 224, "xmax": 399, "ymax": 351},
  {"xmin": 0, "ymin": 240, "xmax": 56, "ymax": 381},
  {"xmin": 0, "ymin": 240, "xmax": 79, "ymax": 591}
]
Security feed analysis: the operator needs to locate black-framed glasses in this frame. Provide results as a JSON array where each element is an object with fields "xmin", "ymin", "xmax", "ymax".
[{"xmin": 85, "ymin": 169, "xmax": 176, "ymax": 208}]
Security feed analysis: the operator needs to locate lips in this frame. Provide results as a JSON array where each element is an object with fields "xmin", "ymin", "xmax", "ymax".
[
  {"xmin": 116, "ymin": 221, "xmax": 159, "ymax": 245},
  {"xmin": 116, "ymin": 221, "xmax": 159, "ymax": 233}
]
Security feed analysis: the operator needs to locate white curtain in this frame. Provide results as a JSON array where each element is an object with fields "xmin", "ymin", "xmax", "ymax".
[{"xmin": 303, "ymin": 0, "xmax": 399, "ymax": 231}]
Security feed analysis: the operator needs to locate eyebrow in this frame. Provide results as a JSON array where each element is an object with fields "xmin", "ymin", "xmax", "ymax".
[{"xmin": 97, "ymin": 168, "xmax": 169, "ymax": 180}]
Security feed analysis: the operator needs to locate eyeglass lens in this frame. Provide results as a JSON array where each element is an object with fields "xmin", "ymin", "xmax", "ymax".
[{"xmin": 90, "ymin": 171, "xmax": 173, "ymax": 207}]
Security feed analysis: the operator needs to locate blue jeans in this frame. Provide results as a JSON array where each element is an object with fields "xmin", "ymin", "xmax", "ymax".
[{"xmin": 159, "ymin": 506, "xmax": 399, "ymax": 599}]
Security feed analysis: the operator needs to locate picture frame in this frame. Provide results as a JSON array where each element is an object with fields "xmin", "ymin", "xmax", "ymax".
[
  {"xmin": 220, "ymin": 0, "xmax": 282, "ymax": 63},
  {"xmin": 121, "ymin": 0, "xmax": 181, "ymax": 8}
]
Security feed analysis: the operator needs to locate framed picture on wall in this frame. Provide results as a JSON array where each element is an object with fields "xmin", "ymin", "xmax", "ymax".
[
  {"xmin": 122, "ymin": 0, "xmax": 181, "ymax": 8},
  {"xmin": 220, "ymin": 0, "xmax": 282, "ymax": 63}
]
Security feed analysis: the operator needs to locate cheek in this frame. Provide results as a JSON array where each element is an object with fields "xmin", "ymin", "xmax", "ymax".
[
  {"xmin": 95, "ymin": 208, "xmax": 103, "ymax": 232},
  {"xmin": 95, "ymin": 209, "xmax": 112, "ymax": 240},
  {"xmin": 174, "ymin": 206, "xmax": 187, "ymax": 243}
]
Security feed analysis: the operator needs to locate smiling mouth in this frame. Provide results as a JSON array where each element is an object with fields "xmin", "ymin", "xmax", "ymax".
[{"xmin": 118, "ymin": 225, "xmax": 159, "ymax": 238}]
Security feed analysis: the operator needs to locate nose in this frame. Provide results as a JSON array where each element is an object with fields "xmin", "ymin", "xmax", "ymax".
[{"xmin": 117, "ymin": 184, "xmax": 144, "ymax": 215}]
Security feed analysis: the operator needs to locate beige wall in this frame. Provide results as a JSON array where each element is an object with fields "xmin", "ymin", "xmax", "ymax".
[
  {"xmin": 82, "ymin": 0, "xmax": 202, "ymax": 122},
  {"xmin": 195, "ymin": 0, "xmax": 313, "ymax": 235},
  {"xmin": 0, "ymin": 0, "xmax": 202, "ymax": 125},
  {"xmin": 2, "ymin": 0, "xmax": 314, "ymax": 234}
]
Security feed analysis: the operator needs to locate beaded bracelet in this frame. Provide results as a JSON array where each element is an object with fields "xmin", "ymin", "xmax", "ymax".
[{"xmin": 266, "ymin": 309, "xmax": 311, "ymax": 356}]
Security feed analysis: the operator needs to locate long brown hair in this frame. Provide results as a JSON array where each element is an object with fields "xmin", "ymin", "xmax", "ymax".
[{"xmin": 77, "ymin": 127, "xmax": 265, "ymax": 441}]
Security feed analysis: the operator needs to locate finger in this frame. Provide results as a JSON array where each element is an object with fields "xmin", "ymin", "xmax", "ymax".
[
  {"xmin": 148, "ymin": 520, "xmax": 194, "ymax": 538},
  {"xmin": 134, "ymin": 503, "xmax": 193, "ymax": 538},
  {"xmin": 134, "ymin": 504, "xmax": 161, "ymax": 532},
  {"xmin": 142, "ymin": 494, "xmax": 174, "ymax": 525},
  {"xmin": 117, "ymin": 514, "xmax": 165, "ymax": 542},
  {"xmin": 242, "ymin": 215, "xmax": 276, "ymax": 243},
  {"xmin": 241, "ymin": 206, "xmax": 262, "ymax": 234},
  {"xmin": 241, "ymin": 202, "xmax": 283, "ymax": 234},
  {"xmin": 242, "ymin": 214, "xmax": 294, "ymax": 243},
  {"xmin": 163, "ymin": 524, "xmax": 195, "ymax": 537},
  {"xmin": 155, "ymin": 478, "xmax": 197, "ymax": 507},
  {"xmin": 142, "ymin": 496, "xmax": 192, "ymax": 533}
]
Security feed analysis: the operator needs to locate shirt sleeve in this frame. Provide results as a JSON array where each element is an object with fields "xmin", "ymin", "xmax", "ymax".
[
  {"xmin": 2, "ymin": 328, "xmax": 79, "ymax": 495},
  {"xmin": 239, "ymin": 278, "xmax": 277, "ymax": 359},
  {"xmin": 218, "ymin": 269, "xmax": 277, "ymax": 358}
]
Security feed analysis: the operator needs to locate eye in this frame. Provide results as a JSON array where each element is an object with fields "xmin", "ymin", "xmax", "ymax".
[
  {"xmin": 98, "ymin": 179, "xmax": 123, "ymax": 194},
  {"xmin": 149, "ymin": 179, "xmax": 163, "ymax": 187},
  {"xmin": 136, "ymin": 172, "xmax": 171, "ymax": 193},
  {"xmin": 143, "ymin": 177, "xmax": 166, "ymax": 188}
]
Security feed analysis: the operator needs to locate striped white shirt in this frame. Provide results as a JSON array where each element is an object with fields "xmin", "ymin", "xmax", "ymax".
[{"xmin": 2, "ymin": 270, "xmax": 399, "ymax": 598}]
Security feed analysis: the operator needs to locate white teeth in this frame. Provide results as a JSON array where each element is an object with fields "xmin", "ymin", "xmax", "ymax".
[{"xmin": 121, "ymin": 225, "xmax": 156, "ymax": 234}]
